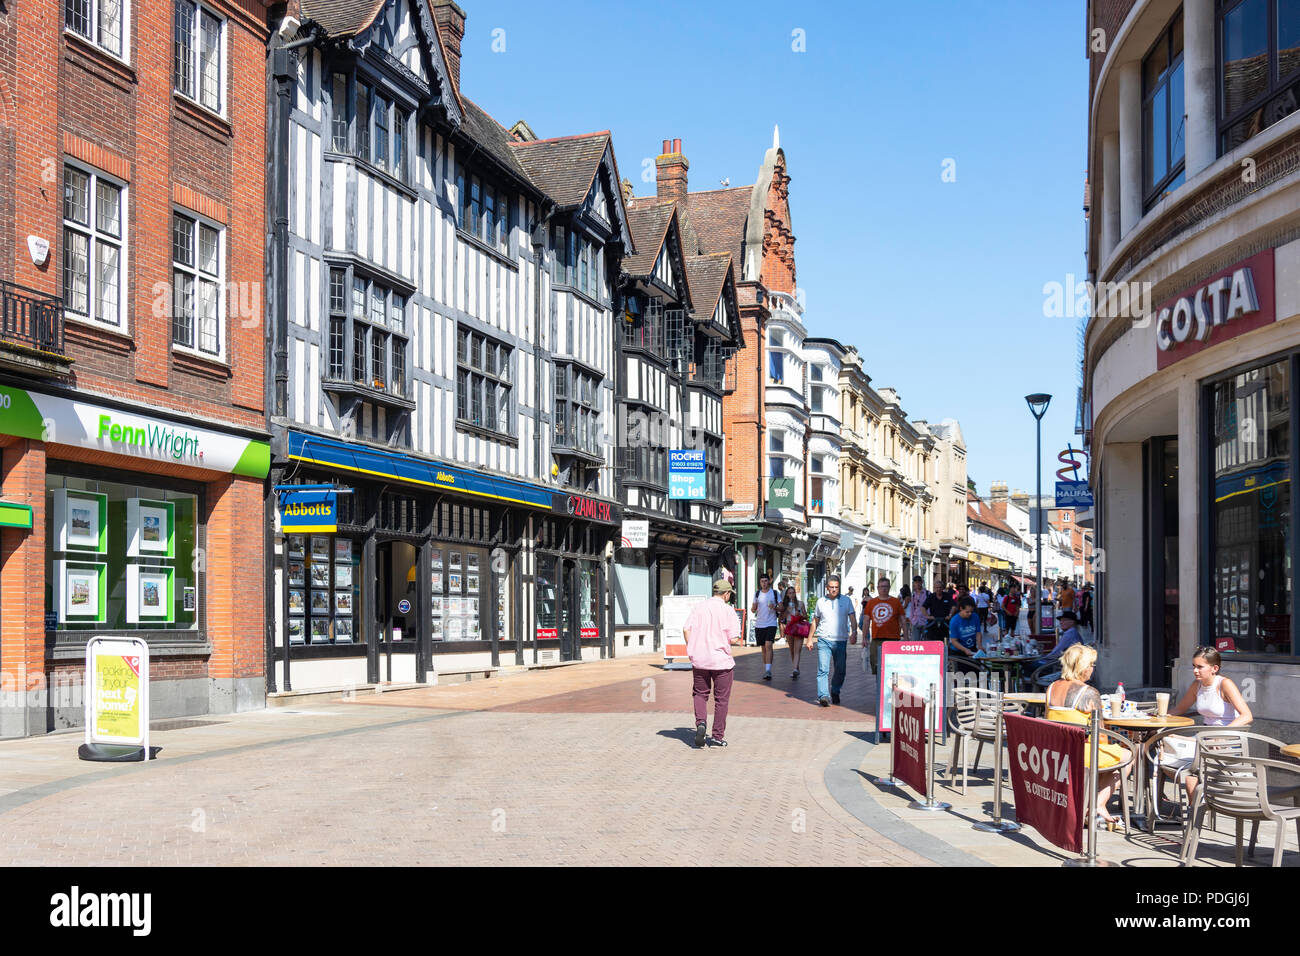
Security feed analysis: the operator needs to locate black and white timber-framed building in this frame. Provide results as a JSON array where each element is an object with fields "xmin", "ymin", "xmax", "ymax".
[
  {"xmin": 264, "ymin": 0, "xmax": 631, "ymax": 690},
  {"xmin": 611, "ymin": 150, "xmax": 742, "ymax": 655}
]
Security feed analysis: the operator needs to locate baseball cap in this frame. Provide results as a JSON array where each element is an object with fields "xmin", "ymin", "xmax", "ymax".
[{"xmin": 713, "ymin": 579, "xmax": 735, "ymax": 594}]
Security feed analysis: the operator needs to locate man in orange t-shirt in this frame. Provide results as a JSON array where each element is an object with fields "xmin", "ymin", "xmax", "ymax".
[{"xmin": 859, "ymin": 576, "xmax": 904, "ymax": 676}]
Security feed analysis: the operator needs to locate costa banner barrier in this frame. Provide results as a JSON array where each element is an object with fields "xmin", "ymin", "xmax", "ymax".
[
  {"xmin": 891, "ymin": 686, "xmax": 928, "ymax": 795},
  {"xmin": 905, "ymin": 684, "xmax": 951, "ymax": 813},
  {"xmin": 878, "ymin": 674, "xmax": 905, "ymax": 788},
  {"xmin": 972, "ymin": 690, "xmax": 1021, "ymax": 834},
  {"xmin": 1005, "ymin": 713, "xmax": 1085, "ymax": 854}
]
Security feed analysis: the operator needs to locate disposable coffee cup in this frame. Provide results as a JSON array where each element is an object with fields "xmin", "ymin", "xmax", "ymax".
[{"xmin": 1155, "ymin": 693, "xmax": 1170, "ymax": 717}]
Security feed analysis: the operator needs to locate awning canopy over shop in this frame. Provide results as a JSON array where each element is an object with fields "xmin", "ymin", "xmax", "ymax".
[{"xmin": 286, "ymin": 431, "xmax": 554, "ymax": 510}]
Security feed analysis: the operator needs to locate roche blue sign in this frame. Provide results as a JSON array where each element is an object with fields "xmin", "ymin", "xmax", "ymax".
[
  {"xmin": 669, "ymin": 449, "xmax": 707, "ymax": 500},
  {"xmin": 1055, "ymin": 481, "xmax": 1093, "ymax": 508}
]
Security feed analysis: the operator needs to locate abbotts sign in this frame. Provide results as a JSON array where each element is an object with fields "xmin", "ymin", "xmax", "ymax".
[{"xmin": 1154, "ymin": 249, "xmax": 1275, "ymax": 370}]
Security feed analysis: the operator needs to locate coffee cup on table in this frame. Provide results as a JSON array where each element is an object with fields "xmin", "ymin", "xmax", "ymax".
[{"xmin": 1155, "ymin": 693, "xmax": 1170, "ymax": 717}]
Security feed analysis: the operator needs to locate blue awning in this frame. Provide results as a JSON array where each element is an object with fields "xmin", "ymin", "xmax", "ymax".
[{"xmin": 286, "ymin": 431, "xmax": 554, "ymax": 510}]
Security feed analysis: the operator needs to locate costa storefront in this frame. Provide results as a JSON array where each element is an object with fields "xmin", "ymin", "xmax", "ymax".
[
  {"xmin": 269, "ymin": 431, "xmax": 619, "ymax": 693},
  {"xmin": 0, "ymin": 383, "xmax": 269, "ymax": 737},
  {"xmin": 1087, "ymin": 240, "xmax": 1300, "ymax": 737}
]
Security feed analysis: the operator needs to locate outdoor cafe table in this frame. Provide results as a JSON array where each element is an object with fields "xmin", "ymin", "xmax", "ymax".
[
  {"xmin": 1103, "ymin": 714, "xmax": 1195, "ymax": 827},
  {"xmin": 1003, "ymin": 691, "xmax": 1046, "ymax": 714},
  {"xmin": 978, "ymin": 655, "xmax": 1037, "ymax": 692}
]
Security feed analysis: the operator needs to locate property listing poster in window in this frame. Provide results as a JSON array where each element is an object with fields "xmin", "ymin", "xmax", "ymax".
[{"xmin": 46, "ymin": 475, "xmax": 198, "ymax": 632}]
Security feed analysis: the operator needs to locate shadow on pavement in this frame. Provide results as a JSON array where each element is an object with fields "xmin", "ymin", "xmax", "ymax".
[{"xmin": 657, "ymin": 727, "xmax": 702, "ymax": 748}]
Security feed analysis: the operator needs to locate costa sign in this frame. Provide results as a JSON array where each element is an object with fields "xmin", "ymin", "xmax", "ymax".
[{"xmin": 1155, "ymin": 249, "xmax": 1275, "ymax": 370}]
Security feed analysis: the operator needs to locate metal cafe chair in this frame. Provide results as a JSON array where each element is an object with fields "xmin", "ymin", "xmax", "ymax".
[
  {"xmin": 945, "ymin": 687, "xmax": 1025, "ymax": 795},
  {"xmin": 1182, "ymin": 752, "xmax": 1300, "ymax": 867}
]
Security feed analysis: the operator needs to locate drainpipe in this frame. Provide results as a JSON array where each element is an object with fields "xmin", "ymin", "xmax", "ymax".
[{"xmin": 530, "ymin": 205, "xmax": 555, "ymax": 480}]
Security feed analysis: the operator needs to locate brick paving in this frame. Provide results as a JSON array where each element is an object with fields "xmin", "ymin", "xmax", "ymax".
[
  {"xmin": 0, "ymin": 647, "xmax": 929, "ymax": 866},
  {"xmin": 3, "ymin": 647, "xmax": 1286, "ymax": 866}
]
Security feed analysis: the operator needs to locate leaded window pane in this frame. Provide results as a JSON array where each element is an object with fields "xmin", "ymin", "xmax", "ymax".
[
  {"xmin": 95, "ymin": 242, "xmax": 119, "ymax": 324},
  {"xmin": 63, "ymin": 168, "xmax": 90, "ymax": 225},
  {"xmin": 352, "ymin": 325, "xmax": 366, "ymax": 381},
  {"xmin": 332, "ymin": 75, "xmax": 349, "ymax": 152},
  {"xmin": 356, "ymin": 84, "xmax": 371, "ymax": 162},
  {"xmin": 352, "ymin": 278, "xmax": 365, "ymax": 318},
  {"xmin": 95, "ymin": 180, "xmax": 121, "ymax": 237},
  {"xmin": 64, "ymin": 229, "xmax": 89, "ymax": 315},
  {"xmin": 173, "ymin": 214, "xmax": 194, "ymax": 267},
  {"xmin": 374, "ymin": 97, "xmax": 388, "ymax": 167},
  {"xmin": 198, "ymin": 279, "xmax": 219, "ymax": 353},
  {"xmin": 199, "ymin": 10, "xmax": 221, "ymax": 111},
  {"xmin": 174, "ymin": 1, "xmax": 196, "ymax": 97},
  {"xmin": 329, "ymin": 270, "xmax": 346, "ymax": 313},
  {"xmin": 389, "ymin": 295, "xmax": 404, "ymax": 333},
  {"xmin": 173, "ymin": 272, "xmax": 194, "ymax": 346},
  {"xmin": 98, "ymin": 0, "xmax": 122, "ymax": 55},
  {"xmin": 66, "ymin": 0, "xmax": 91, "ymax": 38},
  {"xmin": 370, "ymin": 284, "xmax": 385, "ymax": 328}
]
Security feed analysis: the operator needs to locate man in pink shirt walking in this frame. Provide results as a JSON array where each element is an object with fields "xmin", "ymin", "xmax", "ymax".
[{"xmin": 683, "ymin": 578, "xmax": 742, "ymax": 748}]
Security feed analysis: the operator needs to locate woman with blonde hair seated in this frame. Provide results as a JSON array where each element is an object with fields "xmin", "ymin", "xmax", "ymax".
[{"xmin": 1046, "ymin": 643, "xmax": 1129, "ymax": 829}]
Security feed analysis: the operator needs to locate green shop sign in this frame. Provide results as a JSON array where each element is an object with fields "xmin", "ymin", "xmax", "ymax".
[
  {"xmin": 0, "ymin": 386, "xmax": 269, "ymax": 478},
  {"xmin": 768, "ymin": 478, "xmax": 795, "ymax": 508}
]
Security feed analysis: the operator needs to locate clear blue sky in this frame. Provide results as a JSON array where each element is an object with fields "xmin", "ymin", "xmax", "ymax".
[{"xmin": 459, "ymin": 0, "xmax": 1090, "ymax": 497}]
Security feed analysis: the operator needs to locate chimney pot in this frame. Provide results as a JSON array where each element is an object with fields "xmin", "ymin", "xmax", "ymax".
[
  {"xmin": 655, "ymin": 137, "xmax": 689, "ymax": 204},
  {"xmin": 662, "ymin": 139, "xmax": 670, "ymax": 154},
  {"xmin": 673, "ymin": 138, "xmax": 681, "ymax": 153}
]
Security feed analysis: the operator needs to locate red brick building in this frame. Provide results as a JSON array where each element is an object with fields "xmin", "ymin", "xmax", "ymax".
[{"xmin": 0, "ymin": 0, "xmax": 271, "ymax": 736}]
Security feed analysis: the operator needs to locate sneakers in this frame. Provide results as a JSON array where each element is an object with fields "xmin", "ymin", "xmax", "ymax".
[
  {"xmin": 706, "ymin": 737, "xmax": 728, "ymax": 748},
  {"xmin": 763, "ymin": 672, "xmax": 772, "ymax": 681},
  {"xmin": 831, "ymin": 694, "xmax": 841, "ymax": 705},
  {"xmin": 694, "ymin": 721, "xmax": 707, "ymax": 748},
  {"xmin": 792, "ymin": 669, "xmax": 800, "ymax": 678},
  {"xmin": 818, "ymin": 697, "xmax": 831, "ymax": 707}
]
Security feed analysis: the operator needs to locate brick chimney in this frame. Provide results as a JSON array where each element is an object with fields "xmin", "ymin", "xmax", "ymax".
[
  {"xmin": 656, "ymin": 138, "xmax": 689, "ymax": 204},
  {"xmin": 431, "ymin": 0, "xmax": 466, "ymax": 97}
]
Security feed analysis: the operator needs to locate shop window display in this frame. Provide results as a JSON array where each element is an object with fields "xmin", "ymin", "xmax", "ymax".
[
  {"xmin": 285, "ymin": 535, "xmax": 358, "ymax": 645},
  {"xmin": 46, "ymin": 474, "xmax": 198, "ymax": 632},
  {"xmin": 1209, "ymin": 359, "xmax": 1292, "ymax": 654}
]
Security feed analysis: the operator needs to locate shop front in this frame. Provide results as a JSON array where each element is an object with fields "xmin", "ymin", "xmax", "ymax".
[
  {"xmin": 0, "ymin": 383, "xmax": 269, "ymax": 737},
  {"xmin": 1089, "ymin": 240, "xmax": 1300, "ymax": 734},
  {"xmin": 271, "ymin": 432, "xmax": 620, "ymax": 690}
]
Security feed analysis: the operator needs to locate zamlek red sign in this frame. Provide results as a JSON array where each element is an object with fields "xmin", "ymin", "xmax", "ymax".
[
  {"xmin": 1154, "ymin": 248, "xmax": 1275, "ymax": 370},
  {"xmin": 891, "ymin": 691, "xmax": 928, "ymax": 795},
  {"xmin": 1005, "ymin": 714, "xmax": 1085, "ymax": 854}
]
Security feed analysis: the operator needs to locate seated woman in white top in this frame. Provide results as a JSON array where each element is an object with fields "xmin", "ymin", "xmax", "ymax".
[{"xmin": 1167, "ymin": 646, "xmax": 1253, "ymax": 802}]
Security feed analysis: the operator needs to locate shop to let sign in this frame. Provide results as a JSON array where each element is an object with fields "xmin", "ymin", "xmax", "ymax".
[{"xmin": 669, "ymin": 449, "xmax": 706, "ymax": 500}]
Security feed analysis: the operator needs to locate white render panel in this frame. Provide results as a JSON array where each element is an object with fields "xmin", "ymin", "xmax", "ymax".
[
  {"xmin": 331, "ymin": 163, "xmax": 345, "ymax": 250},
  {"xmin": 357, "ymin": 176, "xmax": 369, "ymax": 261},
  {"xmin": 292, "ymin": 336, "xmax": 305, "ymax": 423},
  {"xmin": 308, "ymin": 257, "xmax": 320, "ymax": 332},
  {"xmin": 307, "ymin": 342, "xmax": 321, "ymax": 427}
]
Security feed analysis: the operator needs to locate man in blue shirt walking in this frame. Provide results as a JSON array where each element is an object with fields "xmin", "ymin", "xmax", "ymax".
[{"xmin": 806, "ymin": 575, "xmax": 858, "ymax": 706}]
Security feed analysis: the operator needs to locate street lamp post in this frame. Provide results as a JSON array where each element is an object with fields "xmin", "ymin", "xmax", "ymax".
[{"xmin": 1026, "ymin": 394, "xmax": 1052, "ymax": 635}]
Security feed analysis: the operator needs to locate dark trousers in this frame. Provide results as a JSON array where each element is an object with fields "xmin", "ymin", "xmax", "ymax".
[{"xmin": 692, "ymin": 667, "xmax": 735, "ymax": 741}]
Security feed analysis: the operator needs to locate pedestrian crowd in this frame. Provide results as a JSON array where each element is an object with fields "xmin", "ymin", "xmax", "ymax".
[{"xmin": 680, "ymin": 570, "xmax": 1095, "ymax": 748}]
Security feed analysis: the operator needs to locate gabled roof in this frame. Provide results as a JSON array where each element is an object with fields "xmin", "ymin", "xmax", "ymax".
[
  {"xmin": 301, "ymin": 0, "xmax": 389, "ymax": 37},
  {"xmin": 458, "ymin": 98, "xmax": 542, "ymax": 195},
  {"xmin": 684, "ymin": 253, "xmax": 732, "ymax": 323},
  {"xmin": 510, "ymin": 132, "xmax": 611, "ymax": 209},
  {"xmin": 969, "ymin": 491, "xmax": 1020, "ymax": 537},
  {"xmin": 622, "ymin": 199, "xmax": 677, "ymax": 278},
  {"xmin": 687, "ymin": 186, "xmax": 751, "ymax": 263},
  {"xmin": 301, "ymin": 0, "xmax": 462, "ymax": 127}
]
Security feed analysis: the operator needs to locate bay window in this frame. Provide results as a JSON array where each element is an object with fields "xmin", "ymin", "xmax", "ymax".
[
  {"xmin": 325, "ymin": 266, "xmax": 408, "ymax": 398},
  {"xmin": 456, "ymin": 326, "xmax": 514, "ymax": 436}
]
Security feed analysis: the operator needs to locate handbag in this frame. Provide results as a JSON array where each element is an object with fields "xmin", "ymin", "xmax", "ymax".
[{"xmin": 787, "ymin": 613, "xmax": 810, "ymax": 638}]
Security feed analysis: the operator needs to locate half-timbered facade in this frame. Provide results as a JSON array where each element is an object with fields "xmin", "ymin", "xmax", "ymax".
[
  {"xmin": 612, "ymin": 185, "xmax": 740, "ymax": 655},
  {"xmin": 265, "ymin": 0, "xmax": 630, "ymax": 691}
]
